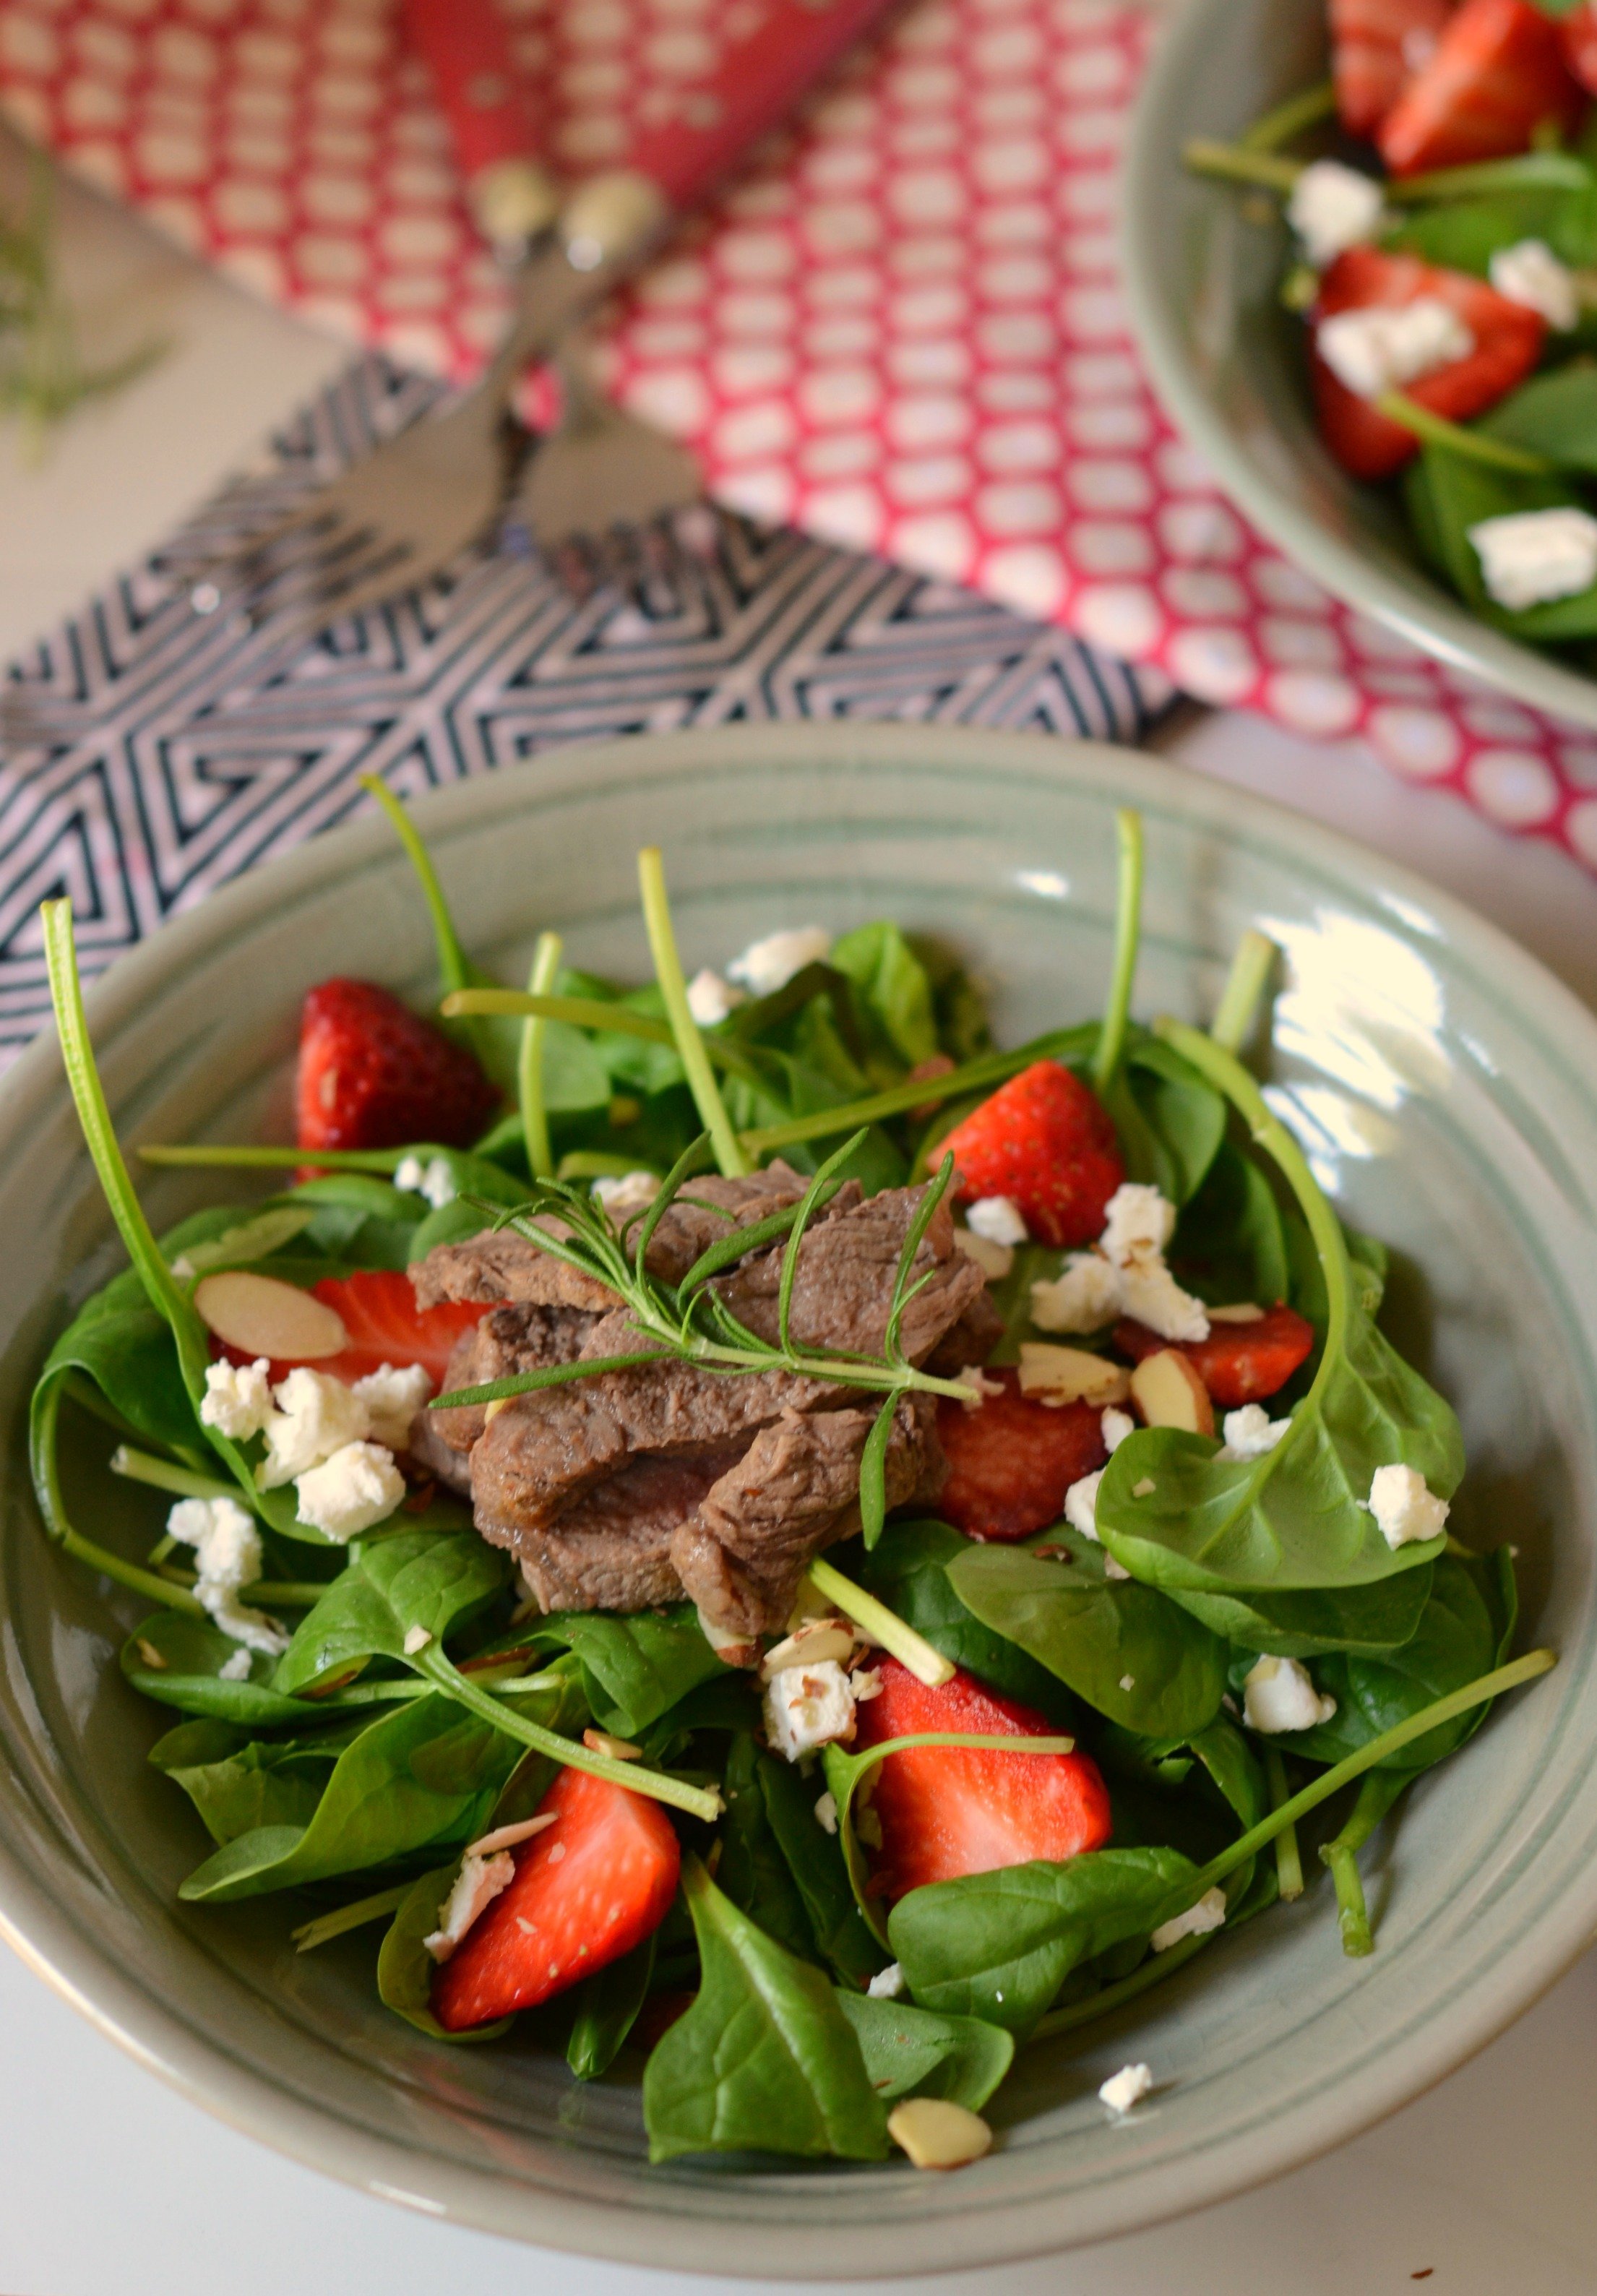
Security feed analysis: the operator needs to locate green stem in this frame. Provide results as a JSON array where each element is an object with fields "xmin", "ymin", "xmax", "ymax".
[
  {"xmin": 1264, "ymin": 1747, "xmax": 1304, "ymax": 1904},
  {"xmin": 1210, "ymin": 930, "xmax": 1279, "ymax": 1056},
  {"xmin": 1183, "ymin": 138, "xmax": 1302, "ymax": 193},
  {"xmin": 291, "ymin": 1882, "xmax": 412, "ymax": 1952},
  {"xmin": 1385, "ymin": 151, "xmax": 1593, "ymax": 204},
  {"xmin": 1092, "ymin": 809, "xmax": 1143, "ymax": 1098},
  {"xmin": 1242, "ymin": 77, "xmax": 1337, "ymax": 152},
  {"xmin": 445, "ymin": 986, "xmax": 768, "ymax": 1086},
  {"xmin": 1030, "ymin": 1929, "xmax": 1214, "ymax": 2041},
  {"xmin": 1321, "ymin": 1769, "xmax": 1407, "ymax": 1959},
  {"xmin": 1374, "ymin": 392, "xmax": 1554, "ymax": 476},
  {"xmin": 359, "ymin": 775, "xmax": 470, "ymax": 995},
  {"xmin": 806, "ymin": 1557, "xmax": 955, "ymax": 1687},
  {"xmin": 414, "ymin": 1646, "xmax": 722, "ymax": 1822},
  {"xmin": 518, "ymin": 931, "xmax": 561, "ymax": 1182},
  {"xmin": 637, "ymin": 848, "xmax": 747, "ymax": 1178},
  {"xmin": 33, "ymin": 1378, "xmax": 206, "ymax": 1615},
  {"xmin": 139, "ymin": 1144, "xmax": 405, "ymax": 1172},
  {"xmin": 740, "ymin": 1026, "xmax": 1095, "ymax": 1156},
  {"xmin": 111, "ymin": 1445, "xmax": 235, "ymax": 1502}
]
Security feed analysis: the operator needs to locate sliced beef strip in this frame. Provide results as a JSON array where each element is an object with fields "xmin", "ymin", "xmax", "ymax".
[
  {"xmin": 408, "ymin": 1303, "xmax": 598, "ymax": 1493},
  {"xmin": 670, "ymin": 1393, "xmax": 945, "ymax": 1641},
  {"xmin": 922, "ymin": 1286, "xmax": 1005, "ymax": 1378},
  {"xmin": 514, "ymin": 1448, "xmax": 748, "ymax": 1614}
]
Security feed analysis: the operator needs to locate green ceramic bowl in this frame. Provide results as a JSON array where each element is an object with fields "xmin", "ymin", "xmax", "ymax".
[
  {"xmin": 1, "ymin": 725, "xmax": 1595, "ymax": 2272},
  {"xmin": 1122, "ymin": 0, "xmax": 1597, "ymax": 733}
]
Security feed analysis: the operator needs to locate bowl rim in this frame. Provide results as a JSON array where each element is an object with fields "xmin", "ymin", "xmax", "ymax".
[
  {"xmin": 4, "ymin": 719, "xmax": 1597, "ymax": 2273},
  {"xmin": 1119, "ymin": 0, "xmax": 1597, "ymax": 737}
]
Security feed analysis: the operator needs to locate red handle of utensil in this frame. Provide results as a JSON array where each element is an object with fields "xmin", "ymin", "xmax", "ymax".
[
  {"xmin": 627, "ymin": 0, "xmax": 899, "ymax": 212},
  {"xmin": 400, "ymin": 0, "xmax": 559, "ymax": 241}
]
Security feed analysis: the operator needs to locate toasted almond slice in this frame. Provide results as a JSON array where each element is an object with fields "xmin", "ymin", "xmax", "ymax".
[
  {"xmin": 1017, "ymin": 1342, "xmax": 1131, "ymax": 1408},
  {"xmin": 467, "ymin": 1812, "xmax": 558, "ymax": 1859},
  {"xmin": 954, "ymin": 1228, "xmax": 1013, "ymax": 1282},
  {"xmin": 888, "ymin": 2097, "xmax": 994, "ymax": 2170},
  {"xmin": 192, "ymin": 1270, "xmax": 347, "ymax": 1362},
  {"xmin": 761, "ymin": 1619, "xmax": 856, "ymax": 1680},
  {"xmin": 1129, "ymin": 1349, "xmax": 1215, "ymax": 1438},
  {"xmin": 583, "ymin": 1727, "xmax": 641, "ymax": 1761},
  {"xmin": 1208, "ymin": 1302, "xmax": 1265, "ymax": 1324},
  {"xmin": 483, "ymin": 1396, "xmax": 511, "ymax": 1424}
]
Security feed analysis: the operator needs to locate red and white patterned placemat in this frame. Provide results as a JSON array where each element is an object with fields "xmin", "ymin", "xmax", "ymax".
[{"xmin": 4, "ymin": 0, "xmax": 1597, "ymax": 874}]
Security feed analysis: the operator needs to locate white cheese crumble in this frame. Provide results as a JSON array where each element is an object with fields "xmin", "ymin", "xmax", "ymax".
[
  {"xmin": 965, "ymin": 1195, "xmax": 1028, "ymax": 1247},
  {"xmin": 1218, "ymin": 1403, "xmax": 1293, "ymax": 1461},
  {"xmin": 1150, "ymin": 1886, "xmax": 1228, "ymax": 1953},
  {"xmin": 1317, "ymin": 296, "xmax": 1474, "ymax": 398},
  {"xmin": 1101, "ymin": 1406, "xmax": 1135, "ymax": 1453},
  {"xmin": 1033, "ymin": 1185, "xmax": 1208, "ymax": 1344},
  {"xmin": 1099, "ymin": 1183, "xmax": 1174, "ymax": 1264},
  {"xmin": 199, "ymin": 1356, "xmax": 274, "ymax": 1440},
  {"xmin": 218, "ymin": 1647, "xmax": 253, "ymax": 1682},
  {"xmin": 726, "ymin": 925, "xmax": 832, "ymax": 997},
  {"xmin": 1467, "ymin": 506, "xmax": 1597, "ymax": 610},
  {"xmin": 591, "ymin": 1170, "xmax": 660, "ymax": 1219},
  {"xmin": 1064, "ymin": 1469, "xmax": 1103, "ymax": 1542},
  {"xmin": 165, "ymin": 1495, "xmax": 289, "ymax": 1654},
  {"xmin": 1367, "ymin": 1461, "xmax": 1450, "ymax": 1549},
  {"xmin": 764, "ymin": 1659, "xmax": 857, "ymax": 1761},
  {"xmin": 867, "ymin": 1961, "xmax": 906, "ymax": 2000},
  {"xmin": 1489, "ymin": 238, "xmax": 1578, "ymax": 331},
  {"xmin": 423, "ymin": 1850, "xmax": 515, "ymax": 1962},
  {"xmin": 1098, "ymin": 2062, "xmax": 1153, "ymax": 2115},
  {"xmin": 294, "ymin": 1440, "xmax": 406, "ymax": 1540},
  {"xmin": 686, "ymin": 967, "xmax": 744, "ymax": 1027},
  {"xmin": 955, "ymin": 1363, "xmax": 1006, "ymax": 1411},
  {"xmin": 257, "ymin": 1366, "xmax": 369, "ymax": 1489},
  {"xmin": 814, "ymin": 1790, "xmax": 839, "ymax": 1835},
  {"xmin": 1287, "ymin": 160, "xmax": 1385, "ymax": 267},
  {"xmin": 1030, "ymin": 1252, "xmax": 1122, "ymax": 1333},
  {"xmin": 353, "ymin": 1361, "xmax": 432, "ymax": 1450},
  {"xmin": 1243, "ymin": 1654, "xmax": 1338, "ymax": 1734},
  {"xmin": 395, "ymin": 1153, "xmax": 457, "ymax": 1210},
  {"xmin": 403, "ymin": 1624, "xmax": 432, "ymax": 1654}
]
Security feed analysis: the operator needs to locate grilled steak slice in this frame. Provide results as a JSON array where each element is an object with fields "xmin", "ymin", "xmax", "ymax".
[
  {"xmin": 671, "ymin": 1394, "xmax": 944, "ymax": 1640},
  {"xmin": 409, "ymin": 1303, "xmax": 598, "ymax": 1493},
  {"xmin": 923, "ymin": 1288, "xmax": 1005, "ymax": 1377},
  {"xmin": 514, "ymin": 1445, "xmax": 749, "ymax": 1614}
]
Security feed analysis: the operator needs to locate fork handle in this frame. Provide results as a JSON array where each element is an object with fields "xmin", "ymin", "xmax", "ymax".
[{"xmin": 400, "ymin": 0, "xmax": 560, "ymax": 249}]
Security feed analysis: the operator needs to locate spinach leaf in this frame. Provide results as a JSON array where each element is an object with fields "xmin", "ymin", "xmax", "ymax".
[
  {"xmin": 717, "ymin": 1733, "xmax": 817, "ymax": 1962},
  {"xmin": 1166, "ymin": 1566, "xmax": 1434, "ymax": 1659},
  {"xmin": 535, "ymin": 1604, "xmax": 728, "ymax": 1740},
  {"xmin": 830, "ymin": 921, "xmax": 939, "ymax": 1070},
  {"xmin": 122, "ymin": 1612, "xmax": 327, "ymax": 1727},
  {"xmin": 757, "ymin": 1743, "xmax": 888, "ymax": 1990},
  {"xmin": 377, "ymin": 1864, "xmax": 514, "ymax": 2042},
  {"xmin": 1119, "ymin": 1036, "xmax": 1227, "ymax": 1207},
  {"xmin": 888, "ymin": 1846, "xmax": 1200, "ymax": 2037},
  {"xmin": 1174, "ymin": 1140, "xmax": 1289, "ymax": 1308},
  {"xmin": 947, "ymin": 1543, "xmax": 1227, "ymax": 1737},
  {"xmin": 158, "ymin": 1732, "xmax": 345, "ymax": 1846},
  {"xmin": 273, "ymin": 1530, "xmax": 509, "ymax": 1693},
  {"xmin": 567, "ymin": 1935, "xmax": 657, "ymax": 2079},
  {"xmin": 834, "ymin": 1989, "xmax": 1014, "ymax": 2110},
  {"xmin": 642, "ymin": 1858, "xmax": 890, "ymax": 2163},
  {"xmin": 1270, "ymin": 1549, "xmax": 1517, "ymax": 1773},
  {"xmin": 1097, "ymin": 1024, "xmax": 1462, "ymax": 1595},
  {"xmin": 36, "ymin": 1302, "xmax": 201, "ymax": 1461},
  {"xmin": 1404, "ymin": 448, "xmax": 1597, "ymax": 642},
  {"xmin": 851, "ymin": 1521, "xmax": 1077, "ymax": 1720},
  {"xmin": 1482, "ymin": 364, "xmax": 1597, "ymax": 476}
]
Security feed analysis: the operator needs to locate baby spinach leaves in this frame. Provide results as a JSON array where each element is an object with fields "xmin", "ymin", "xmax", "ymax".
[
  {"xmin": 834, "ymin": 1989, "xmax": 1013, "ymax": 2111},
  {"xmin": 851, "ymin": 1521, "xmax": 1077, "ymax": 1718},
  {"xmin": 567, "ymin": 1936, "xmax": 658, "ymax": 2079},
  {"xmin": 377, "ymin": 1865, "xmax": 513, "ymax": 2042},
  {"xmin": 642, "ymin": 1858, "xmax": 889, "ymax": 2163},
  {"xmin": 1406, "ymin": 448, "xmax": 1597, "ymax": 644},
  {"xmin": 532, "ymin": 1604, "xmax": 728, "ymax": 1740},
  {"xmin": 273, "ymin": 1530, "xmax": 509, "ymax": 1694},
  {"xmin": 1166, "ymin": 1566, "xmax": 1434, "ymax": 1660}
]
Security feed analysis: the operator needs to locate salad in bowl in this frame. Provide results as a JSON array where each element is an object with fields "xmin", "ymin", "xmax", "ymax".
[{"xmin": 31, "ymin": 775, "xmax": 1553, "ymax": 2175}]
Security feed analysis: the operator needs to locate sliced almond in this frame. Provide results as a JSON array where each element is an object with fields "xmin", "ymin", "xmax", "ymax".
[
  {"xmin": 954, "ymin": 1228, "xmax": 1013, "ymax": 1282},
  {"xmin": 483, "ymin": 1396, "xmax": 510, "ymax": 1424},
  {"xmin": 888, "ymin": 2097, "xmax": 993, "ymax": 2171},
  {"xmin": 582, "ymin": 1727, "xmax": 641, "ymax": 1761},
  {"xmin": 1129, "ymin": 1349, "xmax": 1215, "ymax": 1438},
  {"xmin": 467, "ymin": 1812, "xmax": 558, "ymax": 1859},
  {"xmin": 761, "ymin": 1620, "xmax": 856, "ymax": 1680},
  {"xmin": 1017, "ymin": 1343, "xmax": 1130, "ymax": 1408},
  {"xmin": 192, "ymin": 1270, "xmax": 347, "ymax": 1362},
  {"xmin": 1208, "ymin": 1302, "xmax": 1265, "ymax": 1324}
]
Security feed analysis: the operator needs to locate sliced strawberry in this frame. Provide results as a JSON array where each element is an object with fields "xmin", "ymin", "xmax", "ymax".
[
  {"xmin": 296, "ymin": 977, "xmax": 499, "ymax": 1155},
  {"xmin": 431, "ymin": 1765, "xmax": 681, "ymax": 2031},
  {"xmin": 937, "ymin": 1061, "xmax": 1124, "ymax": 1249},
  {"xmin": 1379, "ymin": 0, "xmax": 1583, "ymax": 175},
  {"xmin": 1331, "ymin": 0, "xmax": 1455, "ymax": 137},
  {"xmin": 1310, "ymin": 246, "xmax": 1546, "ymax": 479},
  {"xmin": 851, "ymin": 1658, "xmax": 1111, "ymax": 1901},
  {"xmin": 1114, "ymin": 1301, "xmax": 1314, "ymax": 1409},
  {"xmin": 935, "ymin": 1369, "xmax": 1106, "ymax": 1542},
  {"xmin": 1562, "ymin": 1, "xmax": 1597, "ymax": 95},
  {"xmin": 233, "ymin": 1268, "xmax": 486, "ymax": 1388}
]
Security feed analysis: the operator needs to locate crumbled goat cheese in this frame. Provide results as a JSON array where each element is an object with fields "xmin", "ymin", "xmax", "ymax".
[
  {"xmin": 1101, "ymin": 1406, "xmax": 1136, "ymax": 1453},
  {"xmin": 294, "ymin": 1440, "xmax": 406, "ymax": 1541},
  {"xmin": 686, "ymin": 968, "xmax": 744, "ymax": 1027},
  {"xmin": 955, "ymin": 1364, "xmax": 1007, "ymax": 1411},
  {"xmin": 1243, "ymin": 1654, "xmax": 1338, "ymax": 1734},
  {"xmin": 403, "ymin": 1624, "xmax": 432, "ymax": 1654},
  {"xmin": 1131, "ymin": 1476, "xmax": 1156, "ymax": 1499},
  {"xmin": 1119, "ymin": 1673, "xmax": 1135, "ymax": 1692},
  {"xmin": 1219, "ymin": 1403, "xmax": 1293, "ymax": 1461},
  {"xmin": 954, "ymin": 1226, "xmax": 1013, "ymax": 1282},
  {"xmin": 1468, "ymin": 506, "xmax": 1597, "ymax": 611},
  {"xmin": 1490, "ymin": 238, "xmax": 1578, "ymax": 331},
  {"xmin": 1367, "ymin": 1461, "xmax": 1450, "ymax": 1549},
  {"xmin": 851, "ymin": 1666, "xmax": 884, "ymax": 1703},
  {"xmin": 1117, "ymin": 1255, "xmax": 1211, "ymax": 1344},
  {"xmin": 395, "ymin": 1154, "xmax": 457, "ymax": 1210},
  {"xmin": 965, "ymin": 1195, "xmax": 1028, "ymax": 1247},
  {"xmin": 814, "ymin": 1790, "xmax": 838, "ymax": 1835},
  {"xmin": 258, "ymin": 1366, "xmax": 369, "ymax": 1488},
  {"xmin": 218, "ymin": 1647, "xmax": 254, "ymax": 1682},
  {"xmin": 423, "ymin": 1850, "xmax": 515, "ymax": 1962},
  {"xmin": 353, "ymin": 1361, "xmax": 432, "ymax": 1450},
  {"xmin": 1030, "ymin": 1252, "xmax": 1122, "ymax": 1333},
  {"xmin": 165, "ymin": 1495, "xmax": 288, "ymax": 1655},
  {"xmin": 1099, "ymin": 1183, "xmax": 1174, "ymax": 1265},
  {"xmin": 1317, "ymin": 297, "xmax": 1473, "ymax": 399},
  {"xmin": 1064, "ymin": 1469, "xmax": 1103, "ymax": 1542},
  {"xmin": 200, "ymin": 1356, "xmax": 274, "ymax": 1441},
  {"xmin": 1099, "ymin": 2063, "xmax": 1153, "ymax": 2115},
  {"xmin": 764, "ymin": 1659, "xmax": 857, "ymax": 1761},
  {"xmin": 867, "ymin": 1961, "xmax": 906, "ymax": 2000},
  {"xmin": 1150, "ymin": 1886, "xmax": 1228, "ymax": 1953},
  {"xmin": 591, "ymin": 1170, "xmax": 661, "ymax": 1219},
  {"xmin": 1288, "ymin": 160, "xmax": 1386, "ymax": 266},
  {"xmin": 1106, "ymin": 1555, "xmax": 1130, "ymax": 1581},
  {"xmin": 726, "ymin": 926, "xmax": 832, "ymax": 997}
]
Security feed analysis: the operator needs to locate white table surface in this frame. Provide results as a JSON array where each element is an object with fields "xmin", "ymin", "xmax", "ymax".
[{"xmin": 3, "ymin": 129, "xmax": 1596, "ymax": 2296}]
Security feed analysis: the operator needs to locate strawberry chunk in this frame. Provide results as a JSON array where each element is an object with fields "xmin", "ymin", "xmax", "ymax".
[
  {"xmin": 1113, "ymin": 1302, "xmax": 1314, "ymax": 1409},
  {"xmin": 1310, "ymin": 246, "xmax": 1545, "ymax": 480},
  {"xmin": 1562, "ymin": 2, "xmax": 1597, "ymax": 96},
  {"xmin": 937, "ymin": 1061, "xmax": 1124, "ymax": 1250},
  {"xmin": 851, "ymin": 1658, "xmax": 1111, "ymax": 1901},
  {"xmin": 935, "ymin": 1370, "xmax": 1106, "ymax": 1542},
  {"xmin": 1331, "ymin": 0, "xmax": 1455, "ymax": 137},
  {"xmin": 1379, "ymin": 0, "xmax": 1583, "ymax": 176},
  {"xmin": 296, "ymin": 978, "xmax": 499, "ymax": 1155},
  {"xmin": 431, "ymin": 1766, "xmax": 681, "ymax": 2031}
]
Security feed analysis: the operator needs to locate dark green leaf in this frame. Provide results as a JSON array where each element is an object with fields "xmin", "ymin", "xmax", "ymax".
[
  {"xmin": 1405, "ymin": 447, "xmax": 1597, "ymax": 642},
  {"xmin": 829, "ymin": 921, "xmax": 939, "ymax": 1069},
  {"xmin": 1166, "ymin": 1565, "xmax": 1434, "ymax": 1659},
  {"xmin": 377, "ymin": 1864, "xmax": 513, "ymax": 2042},
  {"xmin": 1175, "ymin": 1141, "xmax": 1289, "ymax": 1307},
  {"xmin": 757, "ymin": 1746, "xmax": 888, "ymax": 1990},
  {"xmin": 851, "ymin": 1521, "xmax": 1077, "ymax": 1719},
  {"xmin": 568, "ymin": 1934, "xmax": 657, "ymax": 2078},
  {"xmin": 535, "ymin": 1604, "xmax": 728, "ymax": 1740},
  {"xmin": 272, "ymin": 1530, "xmax": 509, "ymax": 1694},
  {"xmin": 717, "ymin": 1733, "xmax": 817, "ymax": 1961},
  {"xmin": 1122, "ymin": 1037, "xmax": 1227, "ymax": 1207},
  {"xmin": 834, "ymin": 1988, "xmax": 1014, "ymax": 2110}
]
